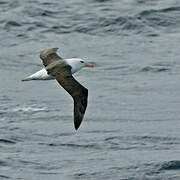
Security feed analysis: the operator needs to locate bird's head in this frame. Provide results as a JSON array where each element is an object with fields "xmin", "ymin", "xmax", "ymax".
[{"xmin": 66, "ymin": 58, "xmax": 94, "ymax": 74}]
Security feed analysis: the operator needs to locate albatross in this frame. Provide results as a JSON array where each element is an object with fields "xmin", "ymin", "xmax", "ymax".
[{"xmin": 22, "ymin": 48, "xmax": 94, "ymax": 130}]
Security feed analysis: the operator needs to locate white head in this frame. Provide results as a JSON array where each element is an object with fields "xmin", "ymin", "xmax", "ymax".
[{"xmin": 65, "ymin": 58, "xmax": 94, "ymax": 74}]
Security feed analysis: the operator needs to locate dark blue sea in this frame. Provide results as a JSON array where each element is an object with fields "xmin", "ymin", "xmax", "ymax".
[{"xmin": 1, "ymin": 0, "xmax": 180, "ymax": 179}]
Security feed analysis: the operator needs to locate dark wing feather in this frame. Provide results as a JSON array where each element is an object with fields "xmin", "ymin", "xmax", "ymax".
[
  {"xmin": 40, "ymin": 48, "xmax": 63, "ymax": 67},
  {"xmin": 46, "ymin": 61, "xmax": 88, "ymax": 130}
]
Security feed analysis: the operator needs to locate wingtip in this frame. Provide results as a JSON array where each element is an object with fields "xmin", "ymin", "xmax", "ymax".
[
  {"xmin": 74, "ymin": 121, "xmax": 81, "ymax": 130},
  {"xmin": 21, "ymin": 78, "xmax": 31, "ymax": 81},
  {"xmin": 74, "ymin": 124, "xmax": 80, "ymax": 131},
  {"xmin": 54, "ymin": 47, "xmax": 59, "ymax": 51}
]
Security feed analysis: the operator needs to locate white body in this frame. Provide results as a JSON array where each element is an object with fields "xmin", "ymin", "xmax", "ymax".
[
  {"xmin": 22, "ymin": 58, "xmax": 85, "ymax": 81},
  {"xmin": 24, "ymin": 68, "xmax": 54, "ymax": 81}
]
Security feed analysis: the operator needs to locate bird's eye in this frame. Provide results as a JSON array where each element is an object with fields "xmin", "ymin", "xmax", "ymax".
[{"xmin": 80, "ymin": 61, "xmax": 84, "ymax": 63}]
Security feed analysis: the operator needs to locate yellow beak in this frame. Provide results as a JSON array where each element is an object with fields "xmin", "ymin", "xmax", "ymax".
[{"xmin": 85, "ymin": 63, "xmax": 94, "ymax": 68}]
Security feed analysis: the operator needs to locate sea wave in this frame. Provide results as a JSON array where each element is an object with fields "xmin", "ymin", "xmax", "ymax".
[{"xmin": 2, "ymin": 3, "xmax": 180, "ymax": 36}]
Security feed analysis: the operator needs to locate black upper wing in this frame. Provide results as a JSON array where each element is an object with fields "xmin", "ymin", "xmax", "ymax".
[{"xmin": 40, "ymin": 48, "xmax": 63, "ymax": 67}]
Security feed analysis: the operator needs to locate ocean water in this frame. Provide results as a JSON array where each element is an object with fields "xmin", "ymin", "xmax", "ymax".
[{"xmin": 1, "ymin": 0, "xmax": 180, "ymax": 179}]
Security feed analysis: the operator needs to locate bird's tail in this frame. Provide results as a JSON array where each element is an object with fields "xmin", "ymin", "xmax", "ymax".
[{"xmin": 21, "ymin": 77, "xmax": 33, "ymax": 81}]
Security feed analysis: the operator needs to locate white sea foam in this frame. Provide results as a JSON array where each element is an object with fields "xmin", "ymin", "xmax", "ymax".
[{"xmin": 12, "ymin": 105, "xmax": 47, "ymax": 113}]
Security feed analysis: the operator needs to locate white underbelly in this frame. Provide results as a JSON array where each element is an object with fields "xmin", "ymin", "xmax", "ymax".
[
  {"xmin": 22, "ymin": 68, "xmax": 55, "ymax": 81},
  {"xmin": 22, "ymin": 65, "xmax": 76, "ymax": 81}
]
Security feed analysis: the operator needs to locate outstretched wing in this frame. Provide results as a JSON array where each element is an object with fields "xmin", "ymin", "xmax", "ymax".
[
  {"xmin": 40, "ymin": 50, "xmax": 88, "ymax": 130},
  {"xmin": 56, "ymin": 73, "xmax": 88, "ymax": 130},
  {"xmin": 40, "ymin": 48, "xmax": 63, "ymax": 67}
]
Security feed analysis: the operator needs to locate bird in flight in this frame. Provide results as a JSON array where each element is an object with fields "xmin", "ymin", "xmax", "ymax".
[{"xmin": 22, "ymin": 48, "xmax": 94, "ymax": 130}]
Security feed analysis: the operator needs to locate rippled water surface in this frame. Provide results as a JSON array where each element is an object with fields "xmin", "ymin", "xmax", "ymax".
[{"xmin": 1, "ymin": 0, "xmax": 180, "ymax": 179}]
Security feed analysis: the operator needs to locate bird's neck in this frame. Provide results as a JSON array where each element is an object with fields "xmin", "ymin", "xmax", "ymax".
[{"xmin": 65, "ymin": 58, "xmax": 83, "ymax": 74}]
